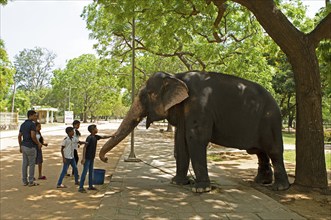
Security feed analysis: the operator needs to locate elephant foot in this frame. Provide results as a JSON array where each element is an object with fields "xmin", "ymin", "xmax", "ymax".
[
  {"xmin": 271, "ymin": 174, "xmax": 290, "ymax": 191},
  {"xmin": 171, "ymin": 176, "xmax": 190, "ymax": 185},
  {"xmin": 191, "ymin": 182, "xmax": 211, "ymax": 193},
  {"xmin": 254, "ymin": 165, "xmax": 273, "ymax": 185},
  {"xmin": 271, "ymin": 181, "xmax": 290, "ymax": 191}
]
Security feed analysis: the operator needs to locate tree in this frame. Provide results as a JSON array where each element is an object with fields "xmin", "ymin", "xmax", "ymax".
[
  {"xmin": 51, "ymin": 54, "xmax": 120, "ymax": 122},
  {"xmin": 0, "ymin": 39, "xmax": 15, "ymax": 111},
  {"xmin": 86, "ymin": 0, "xmax": 331, "ymax": 189},
  {"xmin": 13, "ymin": 47, "xmax": 56, "ymax": 106},
  {"xmin": 7, "ymin": 91, "xmax": 31, "ymax": 114},
  {"xmin": 14, "ymin": 47, "xmax": 56, "ymax": 91}
]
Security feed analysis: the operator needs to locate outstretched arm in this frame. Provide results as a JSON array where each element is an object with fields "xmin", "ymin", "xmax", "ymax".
[{"xmin": 101, "ymin": 135, "xmax": 114, "ymax": 139}]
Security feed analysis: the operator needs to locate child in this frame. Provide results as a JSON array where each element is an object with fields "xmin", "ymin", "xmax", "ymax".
[
  {"xmin": 78, "ymin": 124, "xmax": 112, "ymax": 193},
  {"xmin": 69, "ymin": 120, "xmax": 81, "ymax": 177},
  {"xmin": 56, "ymin": 127, "xmax": 86, "ymax": 189},
  {"xmin": 35, "ymin": 122, "xmax": 48, "ymax": 180}
]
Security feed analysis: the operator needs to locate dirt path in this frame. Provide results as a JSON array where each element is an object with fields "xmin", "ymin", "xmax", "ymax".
[{"xmin": 0, "ymin": 128, "xmax": 125, "ymax": 219}]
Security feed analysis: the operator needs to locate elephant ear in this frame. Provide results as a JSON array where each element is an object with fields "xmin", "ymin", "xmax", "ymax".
[{"xmin": 162, "ymin": 76, "xmax": 189, "ymax": 111}]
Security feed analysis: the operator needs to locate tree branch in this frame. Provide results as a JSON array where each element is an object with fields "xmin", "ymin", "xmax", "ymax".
[
  {"xmin": 230, "ymin": 0, "xmax": 304, "ymax": 56},
  {"xmin": 308, "ymin": 12, "xmax": 331, "ymax": 48},
  {"xmin": 211, "ymin": 0, "xmax": 227, "ymax": 42}
]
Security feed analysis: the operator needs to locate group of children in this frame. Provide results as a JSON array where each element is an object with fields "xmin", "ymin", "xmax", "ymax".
[{"xmin": 39, "ymin": 120, "xmax": 111, "ymax": 193}]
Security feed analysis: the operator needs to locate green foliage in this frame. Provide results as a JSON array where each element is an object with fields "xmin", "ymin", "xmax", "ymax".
[
  {"xmin": 7, "ymin": 90, "xmax": 31, "ymax": 114},
  {"xmin": 13, "ymin": 47, "xmax": 56, "ymax": 92},
  {"xmin": 314, "ymin": 5, "xmax": 331, "ymax": 124},
  {"xmin": 283, "ymin": 150, "xmax": 331, "ymax": 170},
  {"xmin": 282, "ymin": 132, "xmax": 296, "ymax": 145},
  {"xmin": 50, "ymin": 54, "xmax": 122, "ymax": 121},
  {"xmin": 325, "ymin": 130, "xmax": 331, "ymax": 143},
  {"xmin": 83, "ymin": 0, "xmax": 277, "ymax": 93},
  {"xmin": 277, "ymin": 0, "xmax": 315, "ymax": 33},
  {"xmin": 0, "ymin": 0, "xmax": 8, "ymax": 5},
  {"xmin": 0, "ymin": 39, "xmax": 15, "ymax": 111}
]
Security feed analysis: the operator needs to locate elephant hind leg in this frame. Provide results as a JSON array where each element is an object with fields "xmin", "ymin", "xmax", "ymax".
[
  {"xmin": 258, "ymin": 122, "xmax": 290, "ymax": 190},
  {"xmin": 268, "ymin": 152, "xmax": 290, "ymax": 191},
  {"xmin": 253, "ymin": 151, "xmax": 273, "ymax": 185}
]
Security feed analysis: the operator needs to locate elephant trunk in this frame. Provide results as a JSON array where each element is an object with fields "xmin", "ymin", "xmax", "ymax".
[{"xmin": 99, "ymin": 95, "xmax": 145, "ymax": 162}]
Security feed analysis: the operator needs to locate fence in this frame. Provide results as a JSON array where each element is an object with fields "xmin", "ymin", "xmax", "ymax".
[{"xmin": 0, "ymin": 112, "xmax": 19, "ymax": 130}]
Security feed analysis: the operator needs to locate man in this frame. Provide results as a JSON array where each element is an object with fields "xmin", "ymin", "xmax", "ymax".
[{"xmin": 18, "ymin": 110, "xmax": 42, "ymax": 186}]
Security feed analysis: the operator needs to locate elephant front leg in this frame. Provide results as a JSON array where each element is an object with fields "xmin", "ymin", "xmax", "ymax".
[
  {"xmin": 188, "ymin": 140, "xmax": 211, "ymax": 192},
  {"xmin": 171, "ymin": 129, "xmax": 190, "ymax": 185},
  {"xmin": 190, "ymin": 155, "xmax": 211, "ymax": 193}
]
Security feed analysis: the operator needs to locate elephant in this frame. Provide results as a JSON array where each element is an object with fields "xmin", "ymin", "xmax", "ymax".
[{"xmin": 99, "ymin": 71, "xmax": 290, "ymax": 193}]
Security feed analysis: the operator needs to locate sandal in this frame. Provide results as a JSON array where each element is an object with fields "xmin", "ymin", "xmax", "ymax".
[
  {"xmin": 38, "ymin": 176, "xmax": 47, "ymax": 180},
  {"xmin": 28, "ymin": 182, "xmax": 40, "ymax": 187},
  {"xmin": 78, "ymin": 188, "xmax": 87, "ymax": 193},
  {"xmin": 88, "ymin": 186, "xmax": 97, "ymax": 190},
  {"xmin": 56, "ymin": 184, "xmax": 67, "ymax": 188}
]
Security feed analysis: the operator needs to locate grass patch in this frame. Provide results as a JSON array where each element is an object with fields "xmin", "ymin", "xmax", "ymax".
[
  {"xmin": 284, "ymin": 150, "xmax": 331, "ymax": 170},
  {"xmin": 208, "ymin": 153, "xmax": 223, "ymax": 162},
  {"xmin": 282, "ymin": 132, "xmax": 296, "ymax": 145}
]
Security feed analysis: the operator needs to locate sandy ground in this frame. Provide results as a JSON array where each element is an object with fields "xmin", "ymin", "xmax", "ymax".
[
  {"xmin": 208, "ymin": 148, "xmax": 331, "ymax": 220},
  {"xmin": 1, "ymin": 126, "xmax": 331, "ymax": 219},
  {"xmin": 0, "ymin": 127, "xmax": 125, "ymax": 220}
]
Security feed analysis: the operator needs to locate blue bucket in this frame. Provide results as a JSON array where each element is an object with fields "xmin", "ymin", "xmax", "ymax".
[{"xmin": 93, "ymin": 169, "xmax": 105, "ymax": 185}]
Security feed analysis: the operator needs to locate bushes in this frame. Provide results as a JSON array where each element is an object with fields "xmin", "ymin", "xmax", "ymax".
[{"xmin": 324, "ymin": 130, "xmax": 331, "ymax": 143}]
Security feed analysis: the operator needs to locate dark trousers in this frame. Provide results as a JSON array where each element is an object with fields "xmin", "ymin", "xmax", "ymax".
[{"xmin": 72, "ymin": 149, "xmax": 79, "ymax": 175}]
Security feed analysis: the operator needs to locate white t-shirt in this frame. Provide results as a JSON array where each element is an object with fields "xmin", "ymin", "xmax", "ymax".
[
  {"xmin": 36, "ymin": 133, "xmax": 41, "ymax": 144},
  {"xmin": 62, "ymin": 136, "xmax": 78, "ymax": 159},
  {"xmin": 73, "ymin": 129, "xmax": 80, "ymax": 150}
]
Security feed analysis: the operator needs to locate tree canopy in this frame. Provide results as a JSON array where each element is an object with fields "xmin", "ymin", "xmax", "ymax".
[
  {"xmin": 13, "ymin": 47, "xmax": 56, "ymax": 106},
  {"xmin": 50, "ymin": 54, "xmax": 126, "ymax": 122}
]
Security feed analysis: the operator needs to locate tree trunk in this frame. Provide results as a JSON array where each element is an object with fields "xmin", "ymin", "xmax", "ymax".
[
  {"xmin": 289, "ymin": 48, "xmax": 327, "ymax": 188},
  {"xmin": 221, "ymin": 0, "xmax": 329, "ymax": 189},
  {"xmin": 11, "ymin": 81, "xmax": 17, "ymax": 113}
]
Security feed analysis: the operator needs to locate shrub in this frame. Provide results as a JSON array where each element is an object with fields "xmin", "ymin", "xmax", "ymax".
[{"xmin": 324, "ymin": 130, "xmax": 331, "ymax": 143}]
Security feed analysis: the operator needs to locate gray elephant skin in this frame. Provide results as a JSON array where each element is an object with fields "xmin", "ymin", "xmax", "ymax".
[{"xmin": 99, "ymin": 71, "xmax": 290, "ymax": 193}]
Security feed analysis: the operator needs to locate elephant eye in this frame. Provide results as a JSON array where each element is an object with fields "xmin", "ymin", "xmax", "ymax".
[{"xmin": 148, "ymin": 92, "xmax": 158, "ymax": 101}]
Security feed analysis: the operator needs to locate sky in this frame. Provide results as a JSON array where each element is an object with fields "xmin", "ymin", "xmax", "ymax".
[
  {"xmin": 0, "ymin": 0, "xmax": 96, "ymax": 69},
  {"xmin": 0, "ymin": 0, "xmax": 326, "ymax": 69}
]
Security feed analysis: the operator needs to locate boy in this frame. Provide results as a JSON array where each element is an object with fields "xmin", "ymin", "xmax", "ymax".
[
  {"xmin": 78, "ymin": 124, "xmax": 112, "ymax": 193},
  {"xmin": 56, "ymin": 127, "xmax": 86, "ymax": 189}
]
